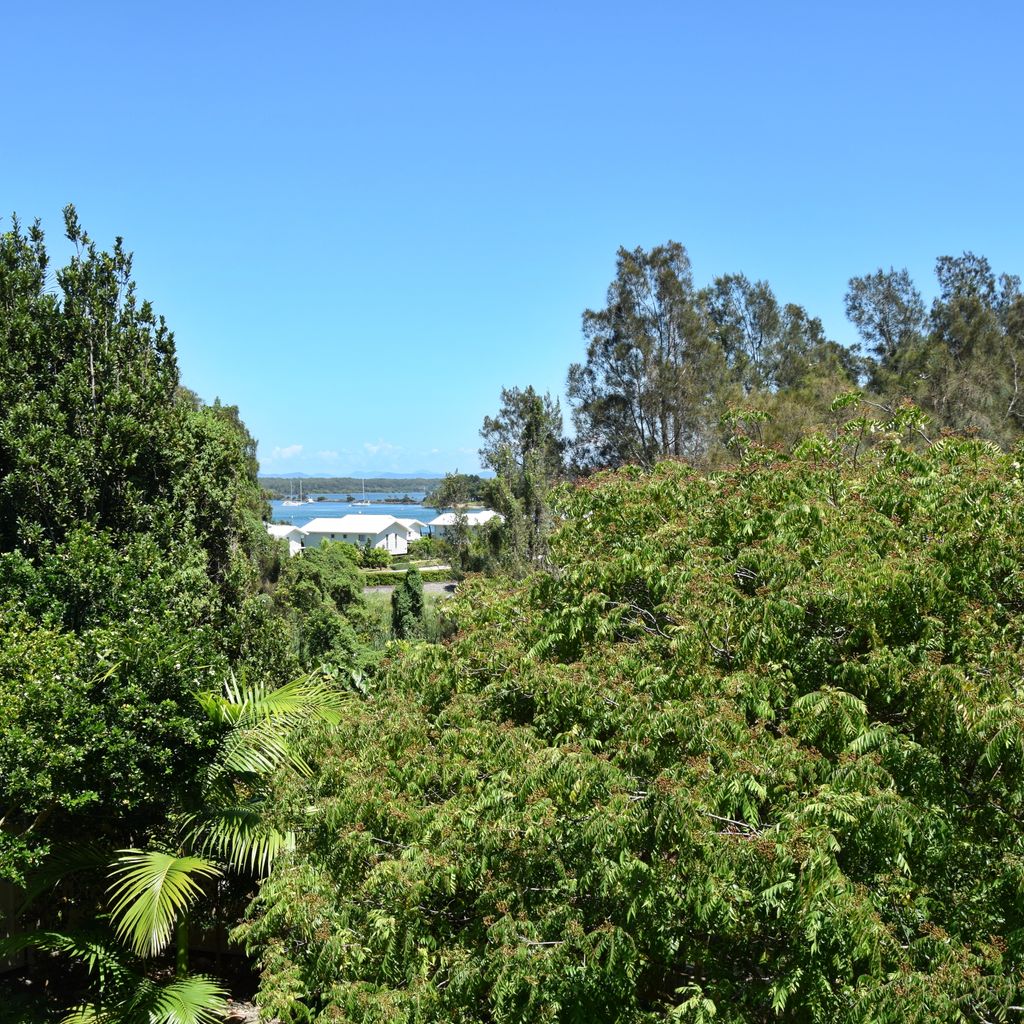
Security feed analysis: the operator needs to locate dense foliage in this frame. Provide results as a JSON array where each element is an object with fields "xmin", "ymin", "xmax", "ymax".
[
  {"xmin": 0, "ymin": 210, "xmax": 299, "ymax": 888},
  {"xmin": 239, "ymin": 420, "xmax": 1024, "ymax": 1022},
  {"xmin": 7, "ymin": 212, "xmax": 1024, "ymax": 1023},
  {"xmin": 0, "ymin": 208, "xmax": 381, "ymax": 1024}
]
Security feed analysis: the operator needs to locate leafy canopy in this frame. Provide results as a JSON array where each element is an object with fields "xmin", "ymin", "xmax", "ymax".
[{"xmin": 240, "ymin": 420, "xmax": 1024, "ymax": 1023}]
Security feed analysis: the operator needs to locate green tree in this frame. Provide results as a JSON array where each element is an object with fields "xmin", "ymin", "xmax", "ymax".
[
  {"xmin": 0, "ymin": 208, "xmax": 179, "ymax": 553},
  {"xmin": 391, "ymin": 567, "xmax": 424, "ymax": 639},
  {"xmin": 0, "ymin": 209, "xmax": 300, "ymax": 1016},
  {"xmin": 426, "ymin": 474, "xmax": 474, "ymax": 571},
  {"xmin": 238, "ymin": 420, "xmax": 1024, "ymax": 1023},
  {"xmin": 847, "ymin": 256, "xmax": 1024, "ymax": 448},
  {"xmin": 567, "ymin": 242, "xmax": 724, "ymax": 469},
  {"xmin": 844, "ymin": 266, "xmax": 926, "ymax": 394},
  {"xmin": 703, "ymin": 273, "xmax": 782, "ymax": 394},
  {"xmin": 480, "ymin": 385, "xmax": 565, "ymax": 570},
  {"xmin": 924, "ymin": 253, "xmax": 1024, "ymax": 443}
]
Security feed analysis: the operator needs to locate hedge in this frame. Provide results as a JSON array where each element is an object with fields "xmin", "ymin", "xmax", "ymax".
[{"xmin": 361, "ymin": 568, "xmax": 456, "ymax": 587}]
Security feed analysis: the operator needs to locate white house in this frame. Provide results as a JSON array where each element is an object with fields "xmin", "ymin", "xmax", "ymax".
[
  {"xmin": 395, "ymin": 518, "xmax": 429, "ymax": 542},
  {"xmin": 300, "ymin": 515, "xmax": 411, "ymax": 554},
  {"xmin": 266, "ymin": 522, "xmax": 306, "ymax": 556},
  {"xmin": 427, "ymin": 509, "xmax": 501, "ymax": 538}
]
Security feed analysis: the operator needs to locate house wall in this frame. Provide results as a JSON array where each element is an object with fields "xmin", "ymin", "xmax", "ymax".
[
  {"xmin": 377, "ymin": 526, "xmax": 409, "ymax": 554},
  {"xmin": 302, "ymin": 527, "xmax": 408, "ymax": 555}
]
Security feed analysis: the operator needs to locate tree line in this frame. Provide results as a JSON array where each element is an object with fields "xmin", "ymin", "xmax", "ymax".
[{"xmin": 469, "ymin": 241, "xmax": 1024, "ymax": 573}]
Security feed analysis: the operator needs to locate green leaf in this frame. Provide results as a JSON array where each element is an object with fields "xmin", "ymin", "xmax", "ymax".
[{"xmin": 107, "ymin": 850, "xmax": 221, "ymax": 958}]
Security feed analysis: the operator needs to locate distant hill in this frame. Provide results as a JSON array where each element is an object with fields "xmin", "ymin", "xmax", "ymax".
[
  {"xmin": 259, "ymin": 476, "xmax": 443, "ymax": 496},
  {"xmin": 260, "ymin": 471, "xmax": 446, "ymax": 480}
]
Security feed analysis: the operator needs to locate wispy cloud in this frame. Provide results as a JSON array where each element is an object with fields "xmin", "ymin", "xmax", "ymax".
[
  {"xmin": 271, "ymin": 444, "xmax": 303, "ymax": 460},
  {"xmin": 363, "ymin": 439, "xmax": 402, "ymax": 456},
  {"xmin": 317, "ymin": 449, "xmax": 339, "ymax": 461}
]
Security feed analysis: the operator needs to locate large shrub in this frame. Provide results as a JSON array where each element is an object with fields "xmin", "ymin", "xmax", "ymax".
[
  {"xmin": 0, "ymin": 210, "xmax": 289, "ymax": 882},
  {"xmin": 239, "ymin": 428, "xmax": 1024, "ymax": 1022}
]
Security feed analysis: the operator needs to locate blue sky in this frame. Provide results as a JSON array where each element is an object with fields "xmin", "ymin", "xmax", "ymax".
[{"xmin": 4, "ymin": 1, "xmax": 1022, "ymax": 475}]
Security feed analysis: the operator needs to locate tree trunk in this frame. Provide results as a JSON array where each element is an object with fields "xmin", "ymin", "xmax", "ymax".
[{"xmin": 175, "ymin": 913, "xmax": 189, "ymax": 978}]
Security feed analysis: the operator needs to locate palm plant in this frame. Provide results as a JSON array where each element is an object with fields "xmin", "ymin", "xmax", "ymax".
[{"xmin": 6, "ymin": 671, "xmax": 346, "ymax": 1023}]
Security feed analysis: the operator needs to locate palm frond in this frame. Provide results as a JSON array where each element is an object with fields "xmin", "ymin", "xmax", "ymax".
[
  {"xmin": 0, "ymin": 929, "xmax": 134, "ymax": 992},
  {"xmin": 215, "ymin": 720, "xmax": 307, "ymax": 777},
  {"xmin": 61, "ymin": 1004, "xmax": 105, "ymax": 1024},
  {"xmin": 107, "ymin": 851, "xmax": 221, "ymax": 958},
  {"xmin": 197, "ymin": 673, "xmax": 347, "ymax": 783},
  {"xmin": 203, "ymin": 673, "xmax": 347, "ymax": 730},
  {"xmin": 184, "ymin": 806, "xmax": 295, "ymax": 876},
  {"xmin": 129, "ymin": 975, "xmax": 228, "ymax": 1024},
  {"xmin": 15, "ymin": 842, "xmax": 113, "ymax": 912},
  {"xmin": 62, "ymin": 974, "xmax": 228, "ymax": 1024}
]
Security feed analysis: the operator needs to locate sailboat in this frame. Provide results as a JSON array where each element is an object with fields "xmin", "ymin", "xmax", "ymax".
[
  {"xmin": 282, "ymin": 479, "xmax": 304, "ymax": 507},
  {"xmin": 352, "ymin": 479, "xmax": 371, "ymax": 506}
]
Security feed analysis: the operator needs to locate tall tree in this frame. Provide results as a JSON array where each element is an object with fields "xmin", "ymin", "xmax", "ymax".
[
  {"xmin": 480, "ymin": 385, "xmax": 565, "ymax": 569},
  {"xmin": 0, "ymin": 210, "xmax": 293, "ymax": 884},
  {"xmin": 0, "ymin": 208, "xmax": 179, "ymax": 552},
  {"xmin": 703, "ymin": 273, "xmax": 782, "ymax": 393},
  {"xmin": 844, "ymin": 267, "xmax": 926, "ymax": 396},
  {"xmin": 567, "ymin": 243, "xmax": 724, "ymax": 470},
  {"xmin": 845, "ymin": 267, "xmax": 927, "ymax": 364},
  {"xmin": 924, "ymin": 253, "xmax": 1024, "ymax": 443}
]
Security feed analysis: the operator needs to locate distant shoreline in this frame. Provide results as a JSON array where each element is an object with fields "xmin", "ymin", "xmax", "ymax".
[{"xmin": 260, "ymin": 476, "xmax": 442, "ymax": 496}]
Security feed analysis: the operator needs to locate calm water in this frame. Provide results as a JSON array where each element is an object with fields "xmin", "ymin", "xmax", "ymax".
[{"xmin": 269, "ymin": 492, "xmax": 438, "ymax": 528}]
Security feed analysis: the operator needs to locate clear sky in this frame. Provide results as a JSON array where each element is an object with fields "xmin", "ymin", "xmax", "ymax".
[{"xmin": 4, "ymin": 1, "xmax": 1022, "ymax": 475}]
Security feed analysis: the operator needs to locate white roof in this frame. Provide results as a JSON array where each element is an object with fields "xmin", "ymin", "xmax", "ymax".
[
  {"xmin": 301, "ymin": 515, "xmax": 402, "ymax": 536},
  {"xmin": 267, "ymin": 523, "xmax": 305, "ymax": 540},
  {"xmin": 396, "ymin": 518, "xmax": 428, "ymax": 530},
  {"xmin": 428, "ymin": 509, "xmax": 501, "ymax": 528}
]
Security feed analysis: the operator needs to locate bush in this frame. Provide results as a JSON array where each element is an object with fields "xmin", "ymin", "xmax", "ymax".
[
  {"xmin": 360, "ymin": 568, "xmax": 454, "ymax": 587},
  {"xmin": 301, "ymin": 606, "xmax": 359, "ymax": 666},
  {"xmin": 282, "ymin": 541, "xmax": 362, "ymax": 610},
  {"xmin": 239, "ymin": 434, "xmax": 1024, "ymax": 1022},
  {"xmin": 359, "ymin": 545, "xmax": 393, "ymax": 569},
  {"xmin": 391, "ymin": 567, "xmax": 424, "ymax": 639},
  {"xmin": 407, "ymin": 536, "xmax": 443, "ymax": 560}
]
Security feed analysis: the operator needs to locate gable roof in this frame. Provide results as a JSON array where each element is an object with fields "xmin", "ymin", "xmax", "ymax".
[
  {"xmin": 267, "ymin": 523, "xmax": 306, "ymax": 540},
  {"xmin": 301, "ymin": 515, "xmax": 402, "ymax": 536},
  {"xmin": 427, "ymin": 509, "xmax": 501, "ymax": 528},
  {"xmin": 396, "ymin": 518, "xmax": 429, "ymax": 531}
]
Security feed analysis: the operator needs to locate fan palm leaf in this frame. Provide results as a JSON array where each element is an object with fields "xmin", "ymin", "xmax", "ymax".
[
  {"xmin": 202, "ymin": 672, "xmax": 346, "ymax": 730},
  {"xmin": 129, "ymin": 974, "xmax": 228, "ymax": 1024}
]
